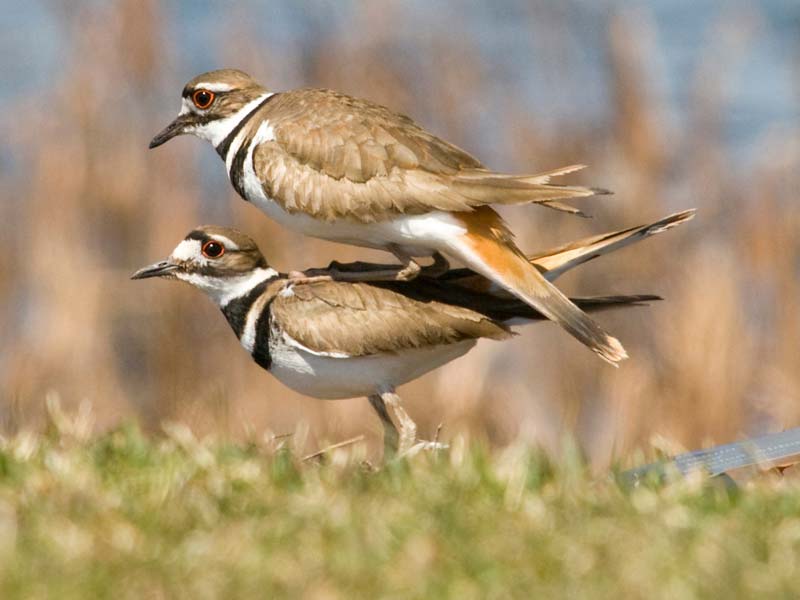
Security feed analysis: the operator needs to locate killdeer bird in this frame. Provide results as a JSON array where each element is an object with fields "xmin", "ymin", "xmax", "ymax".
[
  {"xmin": 150, "ymin": 69, "xmax": 630, "ymax": 364},
  {"xmin": 132, "ymin": 210, "xmax": 694, "ymax": 454}
]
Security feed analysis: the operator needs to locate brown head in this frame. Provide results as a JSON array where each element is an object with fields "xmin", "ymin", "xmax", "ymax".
[
  {"xmin": 131, "ymin": 226, "xmax": 278, "ymax": 306},
  {"xmin": 149, "ymin": 69, "xmax": 271, "ymax": 150}
]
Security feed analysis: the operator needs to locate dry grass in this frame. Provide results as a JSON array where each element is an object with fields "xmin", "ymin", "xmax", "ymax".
[
  {"xmin": 2, "ymin": 1, "xmax": 799, "ymax": 465},
  {"xmin": 2, "ymin": 408, "xmax": 800, "ymax": 599}
]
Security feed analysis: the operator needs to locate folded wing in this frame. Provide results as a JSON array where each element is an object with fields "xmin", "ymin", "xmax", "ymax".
[
  {"xmin": 255, "ymin": 89, "xmax": 607, "ymax": 222},
  {"xmin": 270, "ymin": 280, "xmax": 512, "ymax": 358}
]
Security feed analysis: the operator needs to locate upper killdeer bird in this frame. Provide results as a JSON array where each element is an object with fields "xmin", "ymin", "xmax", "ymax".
[
  {"xmin": 150, "ymin": 69, "xmax": 631, "ymax": 364},
  {"xmin": 132, "ymin": 210, "xmax": 694, "ymax": 454}
]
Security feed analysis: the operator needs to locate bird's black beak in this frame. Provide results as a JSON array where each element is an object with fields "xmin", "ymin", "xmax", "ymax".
[
  {"xmin": 131, "ymin": 260, "xmax": 180, "ymax": 280},
  {"xmin": 149, "ymin": 113, "xmax": 194, "ymax": 148}
]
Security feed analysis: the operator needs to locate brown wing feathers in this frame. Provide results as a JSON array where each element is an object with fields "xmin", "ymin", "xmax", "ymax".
[
  {"xmin": 271, "ymin": 277, "xmax": 657, "ymax": 359},
  {"xmin": 271, "ymin": 281, "xmax": 512, "ymax": 357},
  {"xmin": 451, "ymin": 167, "xmax": 610, "ymax": 211},
  {"xmin": 250, "ymin": 89, "xmax": 687, "ymax": 362},
  {"xmin": 267, "ymin": 209, "xmax": 693, "ymax": 358},
  {"xmin": 257, "ymin": 89, "xmax": 606, "ymax": 222}
]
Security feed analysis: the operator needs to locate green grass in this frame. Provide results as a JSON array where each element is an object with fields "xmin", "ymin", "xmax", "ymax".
[{"xmin": 2, "ymin": 417, "xmax": 800, "ymax": 599}]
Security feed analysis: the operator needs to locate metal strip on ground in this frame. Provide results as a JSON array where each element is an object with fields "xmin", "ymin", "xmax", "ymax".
[{"xmin": 621, "ymin": 427, "xmax": 800, "ymax": 486}]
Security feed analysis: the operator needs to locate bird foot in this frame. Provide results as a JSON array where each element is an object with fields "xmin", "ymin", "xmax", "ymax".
[
  {"xmin": 287, "ymin": 271, "xmax": 333, "ymax": 284},
  {"xmin": 395, "ymin": 261, "xmax": 422, "ymax": 281},
  {"xmin": 400, "ymin": 440, "xmax": 450, "ymax": 458}
]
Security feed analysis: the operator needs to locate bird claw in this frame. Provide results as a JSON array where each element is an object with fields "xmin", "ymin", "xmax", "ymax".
[
  {"xmin": 400, "ymin": 440, "xmax": 449, "ymax": 458},
  {"xmin": 287, "ymin": 271, "xmax": 333, "ymax": 284},
  {"xmin": 395, "ymin": 262, "xmax": 422, "ymax": 281}
]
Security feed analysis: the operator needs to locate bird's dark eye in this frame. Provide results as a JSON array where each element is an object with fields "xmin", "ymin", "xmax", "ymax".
[
  {"xmin": 192, "ymin": 89, "xmax": 215, "ymax": 109},
  {"xmin": 201, "ymin": 240, "xmax": 224, "ymax": 258}
]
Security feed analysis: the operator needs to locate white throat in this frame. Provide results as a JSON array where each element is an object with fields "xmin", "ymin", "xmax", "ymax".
[
  {"xmin": 178, "ymin": 267, "xmax": 278, "ymax": 307},
  {"xmin": 185, "ymin": 92, "xmax": 274, "ymax": 148}
]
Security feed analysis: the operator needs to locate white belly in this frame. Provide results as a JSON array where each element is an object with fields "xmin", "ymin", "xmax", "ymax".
[
  {"xmin": 267, "ymin": 334, "xmax": 476, "ymax": 400},
  {"xmin": 249, "ymin": 193, "xmax": 466, "ymax": 258}
]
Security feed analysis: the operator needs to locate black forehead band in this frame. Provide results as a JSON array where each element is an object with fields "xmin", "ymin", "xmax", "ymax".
[{"xmin": 185, "ymin": 230, "xmax": 211, "ymax": 242}]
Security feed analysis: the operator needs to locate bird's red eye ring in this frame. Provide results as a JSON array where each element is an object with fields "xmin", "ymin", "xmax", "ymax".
[
  {"xmin": 201, "ymin": 240, "xmax": 225, "ymax": 259},
  {"xmin": 192, "ymin": 89, "xmax": 215, "ymax": 109}
]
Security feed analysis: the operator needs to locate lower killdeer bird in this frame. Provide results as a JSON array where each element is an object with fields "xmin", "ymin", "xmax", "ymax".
[
  {"xmin": 132, "ymin": 210, "xmax": 693, "ymax": 454},
  {"xmin": 150, "ymin": 69, "xmax": 639, "ymax": 364}
]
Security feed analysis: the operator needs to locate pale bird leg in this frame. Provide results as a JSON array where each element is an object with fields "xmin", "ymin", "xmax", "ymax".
[
  {"xmin": 379, "ymin": 390, "xmax": 417, "ymax": 455},
  {"xmin": 297, "ymin": 266, "xmax": 409, "ymax": 283},
  {"xmin": 297, "ymin": 252, "xmax": 448, "ymax": 284},
  {"xmin": 389, "ymin": 245, "xmax": 423, "ymax": 282},
  {"xmin": 368, "ymin": 394, "xmax": 400, "ymax": 456},
  {"xmin": 390, "ymin": 247, "xmax": 450, "ymax": 281},
  {"xmin": 396, "ymin": 264, "xmax": 421, "ymax": 281},
  {"xmin": 287, "ymin": 271, "xmax": 334, "ymax": 285},
  {"xmin": 370, "ymin": 391, "xmax": 448, "ymax": 458}
]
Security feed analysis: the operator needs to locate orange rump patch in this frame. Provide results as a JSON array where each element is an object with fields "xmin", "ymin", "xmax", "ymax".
[{"xmin": 455, "ymin": 207, "xmax": 528, "ymax": 281}]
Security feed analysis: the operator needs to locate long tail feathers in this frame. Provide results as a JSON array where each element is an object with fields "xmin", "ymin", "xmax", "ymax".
[
  {"xmin": 532, "ymin": 209, "xmax": 697, "ymax": 281},
  {"xmin": 504, "ymin": 294, "xmax": 661, "ymax": 325},
  {"xmin": 454, "ymin": 164, "xmax": 611, "ymax": 215},
  {"xmin": 572, "ymin": 294, "xmax": 661, "ymax": 313},
  {"xmin": 442, "ymin": 209, "xmax": 696, "ymax": 295},
  {"xmin": 453, "ymin": 222, "xmax": 628, "ymax": 365}
]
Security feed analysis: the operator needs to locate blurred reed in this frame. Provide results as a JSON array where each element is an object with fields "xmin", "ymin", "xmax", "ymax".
[{"xmin": 1, "ymin": 0, "xmax": 798, "ymax": 465}]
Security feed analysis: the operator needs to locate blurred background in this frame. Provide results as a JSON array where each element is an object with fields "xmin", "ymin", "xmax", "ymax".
[{"xmin": 1, "ymin": 0, "xmax": 798, "ymax": 464}]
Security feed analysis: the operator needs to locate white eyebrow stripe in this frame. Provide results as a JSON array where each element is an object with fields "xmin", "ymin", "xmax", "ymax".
[
  {"xmin": 209, "ymin": 234, "xmax": 239, "ymax": 251},
  {"xmin": 171, "ymin": 239, "xmax": 206, "ymax": 264},
  {"xmin": 192, "ymin": 82, "xmax": 235, "ymax": 92}
]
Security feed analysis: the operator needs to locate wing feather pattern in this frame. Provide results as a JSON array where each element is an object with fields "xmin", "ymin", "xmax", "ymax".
[
  {"xmin": 254, "ymin": 89, "xmax": 606, "ymax": 222},
  {"xmin": 271, "ymin": 281, "xmax": 512, "ymax": 357}
]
